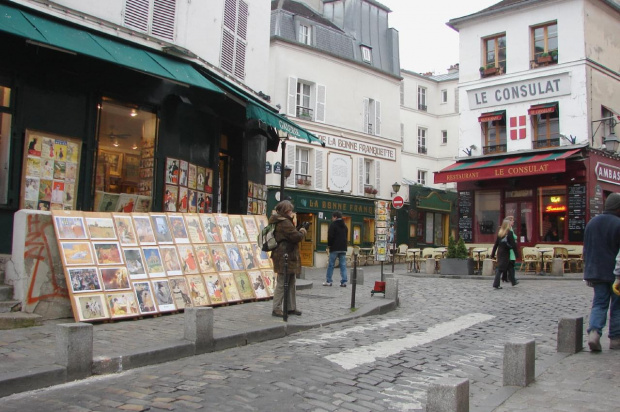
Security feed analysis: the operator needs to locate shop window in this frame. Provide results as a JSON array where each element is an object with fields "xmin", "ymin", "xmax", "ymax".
[
  {"xmin": 475, "ymin": 190, "xmax": 501, "ymax": 243},
  {"xmin": 95, "ymin": 99, "xmax": 156, "ymax": 212},
  {"xmin": 482, "ymin": 34, "xmax": 506, "ymax": 75},
  {"xmin": 425, "ymin": 212, "xmax": 445, "ymax": 246},
  {"xmin": 539, "ymin": 186, "xmax": 566, "ymax": 242},
  {"xmin": 480, "ymin": 113, "xmax": 507, "ymax": 154},
  {"xmin": 531, "ymin": 104, "xmax": 559, "ymax": 149},
  {"xmin": 0, "ymin": 84, "xmax": 12, "ymax": 205},
  {"xmin": 531, "ymin": 22, "xmax": 558, "ymax": 68}
]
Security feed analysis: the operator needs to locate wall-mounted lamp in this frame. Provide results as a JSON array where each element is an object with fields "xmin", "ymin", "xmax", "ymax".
[
  {"xmin": 604, "ymin": 132, "xmax": 620, "ymax": 153},
  {"xmin": 390, "ymin": 181, "xmax": 401, "ymax": 197},
  {"xmin": 592, "ymin": 116, "xmax": 618, "ymax": 149},
  {"xmin": 284, "ymin": 165, "xmax": 293, "ymax": 179}
]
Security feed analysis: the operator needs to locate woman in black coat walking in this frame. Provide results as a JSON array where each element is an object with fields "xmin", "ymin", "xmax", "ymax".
[{"xmin": 490, "ymin": 219, "xmax": 518, "ymax": 289}]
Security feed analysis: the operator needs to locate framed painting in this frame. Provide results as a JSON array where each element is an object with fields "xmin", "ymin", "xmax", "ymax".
[
  {"xmin": 229, "ymin": 215, "xmax": 249, "ymax": 243},
  {"xmin": 255, "ymin": 214, "xmax": 269, "ymax": 234},
  {"xmin": 92, "ymin": 242, "xmax": 123, "ymax": 266},
  {"xmin": 204, "ymin": 167, "xmax": 213, "ymax": 193},
  {"xmin": 100, "ymin": 150, "xmax": 123, "ymax": 177},
  {"xmin": 169, "ymin": 276, "xmax": 193, "ymax": 310},
  {"xmin": 194, "ymin": 244, "xmax": 215, "ymax": 273},
  {"xmin": 247, "ymin": 270, "xmax": 269, "ymax": 299},
  {"xmin": 99, "ymin": 267, "xmax": 131, "ymax": 291},
  {"xmin": 132, "ymin": 281, "xmax": 158, "ymax": 315},
  {"xmin": 122, "ymin": 247, "xmax": 148, "ymax": 280},
  {"xmin": 242, "ymin": 215, "xmax": 259, "ymax": 240},
  {"xmin": 177, "ymin": 244, "xmax": 199, "ymax": 274},
  {"xmin": 197, "ymin": 191, "xmax": 207, "ymax": 213},
  {"xmin": 215, "ymin": 214, "xmax": 235, "ymax": 242},
  {"xmin": 134, "ymin": 196, "xmax": 152, "ymax": 213},
  {"xmin": 233, "ymin": 271, "xmax": 255, "ymax": 300},
  {"xmin": 184, "ymin": 214, "xmax": 206, "ymax": 243},
  {"xmin": 66, "ymin": 267, "xmax": 102, "ymax": 293},
  {"xmin": 52, "ymin": 212, "xmax": 88, "ymax": 240},
  {"xmin": 202, "ymin": 273, "xmax": 227, "ymax": 305},
  {"xmin": 142, "ymin": 247, "xmax": 166, "ymax": 278},
  {"xmin": 99, "ymin": 192, "xmax": 120, "ymax": 213},
  {"xmin": 165, "ymin": 157, "xmax": 180, "ymax": 185},
  {"xmin": 200, "ymin": 214, "xmax": 222, "ymax": 243},
  {"xmin": 196, "ymin": 166, "xmax": 205, "ymax": 191},
  {"xmin": 261, "ymin": 270, "xmax": 276, "ymax": 297},
  {"xmin": 188, "ymin": 163, "xmax": 197, "ymax": 190},
  {"xmin": 116, "ymin": 194, "xmax": 137, "ymax": 213},
  {"xmin": 179, "ymin": 160, "xmax": 188, "ymax": 187},
  {"xmin": 188, "ymin": 189, "xmax": 197, "ymax": 213},
  {"xmin": 178, "ymin": 186, "xmax": 188, "ymax": 213},
  {"xmin": 150, "ymin": 214, "xmax": 173, "ymax": 244},
  {"xmin": 73, "ymin": 294, "xmax": 110, "ymax": 322},
  {"xmin": 105, "ymin": 292, "xmax": 139, "ymax": 319},
  {"xmin": 186, "ymin": 274, "xmax": 210, "ymax": 306},
  {"xmin": 151, "ymin": 279, "xmax": 176, "ymax": 312},
  {"xmin": 219, "ymin": 272, "xmax": 241, "ymax": 303},
  {"xmin": 60, "ymin": 241, "xmax": 95, "ymax": 266},
  {"xmin": 132, "ymin": 214, "xmax": 156, "ymax": 245},
  {"xmin": 160, "ymin": 245, "xmax": 183, "ymax": 276},
  {"xmin": 209, "ymin": 244, "xmax": 231, "ymax": 271},
  {"xmin": 163, "ymin": 184, "xmax": 178, "ymax": 212},
  {"xmin": 224, "ymin": 243, "xmax": 244, "ymax": 271},
  {"xmin": 85, "ymin": 214, "xmax": 117, "ymax": 241},
  {"xmin": 252, "ymin": 243, "xmax": 272, "ymax": 269},
  {"xmin": 168, "ymin": 213, "xmax": 190, "ymax": 244},
  {"xmin": 113, "ymin": 214, "xmax": 138, "ymax": 246},
  {"xmin": 238, "ymin": 243, "xmax": 259, "ymax": 270}
]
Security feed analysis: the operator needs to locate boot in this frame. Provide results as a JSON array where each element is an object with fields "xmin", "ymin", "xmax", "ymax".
[
  {"xmin": 588, "ymin": 330, "xmax": 601, "ymax": 351},
  {"xmin": 610, "ymin": 337, "xmax": 620, "ymax": 350}
]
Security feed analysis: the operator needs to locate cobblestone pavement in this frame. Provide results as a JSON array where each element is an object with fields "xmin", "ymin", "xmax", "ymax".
[{"xmin": 1, "ymin": 265, "xmax": 616, "ymax": 411}]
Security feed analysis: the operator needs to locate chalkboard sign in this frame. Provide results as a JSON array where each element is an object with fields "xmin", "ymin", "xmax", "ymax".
[
  {"xmin": 568, "ymin": 183, "xmax": 586, "ymax": 242},
  {"xmin": 458, "ymin": 191, "xmax": 473, "ymax": 242}
]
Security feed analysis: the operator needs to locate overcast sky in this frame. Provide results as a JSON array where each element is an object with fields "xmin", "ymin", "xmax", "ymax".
[{"xmin": 378, "ymin": 0, "xmax": 499, "ymax": 74}]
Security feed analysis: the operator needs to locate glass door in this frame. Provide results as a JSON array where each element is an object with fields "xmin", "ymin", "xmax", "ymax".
[{"xmin": 505, "ymin": 201, "xmax": 533, "ymax": 244}]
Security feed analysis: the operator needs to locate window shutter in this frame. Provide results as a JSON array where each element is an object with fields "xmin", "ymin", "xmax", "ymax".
[
  {"xmin": 237, "ymin": 1, "xmax": 248, "ymax": 40},
  {"xmin": 357, "ymin": 158, "xmax": 364, "ymax": 195},
  {"xmin": 363, "ymin": 98, "xmax": 369, "ymax": 133},
  {"xmin": 315, "ymin": 150, "xmax": 324, "ymax": 189},
  {"xmin": 375, "ymin": 100, "xmax": 381, "ymax": 136},
  {"xmin": 151, "ymin": 0, "xmax": 176, "ymax": 41},
  {"xmin": 286, "ymin": 143, "xmax": 296, "ymax": 187},
  {"xmin": 223, "ymin": 0, "xmax": 236, "ymax": 31},
  {"xmin": 234, "ymin": 39, "xmax": 246, "ymax": 79},
  {"xmin": 221, "ymin": 31, "xmax": 235, "ymax": 74},
  {"xmin": 315, "ymin": 84, "xmax": 326, "ymax": 123},
  {"xmin": 287, "ymin": 77, "xmax": 297, "ymax": 117},
  {"xmin": 375, "ymin": 161, "xmax": 381, "ymax": 194},
  {"xmin": 124, "ymin": 0, "xmax": 150, "ymax": 32}
]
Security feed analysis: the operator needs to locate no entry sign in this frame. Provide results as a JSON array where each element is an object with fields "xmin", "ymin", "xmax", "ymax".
[{"xmin": 392, "ymin": 196, "xmax": 404, "ymax": 209}]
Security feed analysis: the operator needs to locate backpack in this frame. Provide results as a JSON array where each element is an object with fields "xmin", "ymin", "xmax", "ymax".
[{"xmin": 258, "ymin": 222, "xmax": 278, "ymax": 252}]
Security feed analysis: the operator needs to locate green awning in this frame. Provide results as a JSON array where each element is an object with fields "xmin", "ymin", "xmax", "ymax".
[
  {"xmin": 246, "ymin": 102, "xmax": 324, "ymax": 146},
  {"xmin": 0, "ymin": 3, "xmax": 222, "ymax": 94}
]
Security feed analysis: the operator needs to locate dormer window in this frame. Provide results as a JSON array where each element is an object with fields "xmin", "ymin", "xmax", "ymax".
[
  {"xmin": 361, "ymin": 46, "xmax": 372, "ymax": 63},
  {"xmin": 299, "ymin": 24, "xmax": 311, "ymax": 45}
]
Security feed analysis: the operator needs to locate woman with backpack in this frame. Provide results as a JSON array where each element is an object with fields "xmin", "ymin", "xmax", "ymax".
[
  {"xmin": 269, "ymin": 200, "xmax": 307, "ymax": 317},
  {"xmin": 490, "ymin": 219, "xmax": 519, "ymax": 289}
]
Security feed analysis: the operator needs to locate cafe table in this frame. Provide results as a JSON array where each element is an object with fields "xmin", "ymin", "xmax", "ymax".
[
  {"xmin": 536, "ymin": 248, "xmax": 553, "ymax": 275},
  {"xmin": 472, "ymin": 248, "xmax": 488, "ymax": 275},
  {"xmin": 407, "ymin": 248, "xmax": 421, "ymax": 273}
]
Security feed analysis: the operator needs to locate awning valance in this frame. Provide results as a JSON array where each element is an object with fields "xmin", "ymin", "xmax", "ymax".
[
  {"xmin": 478, "ymin": 111, "xmax": 505, "ymax": 122},
  {"xmin": 0, "ymin": 3, "xmax": 222, "ymax": 93},
  {"xmin": 434, "ymin": 148, "xmax": 581, "ymax": 184},
  {"xmin": 528, "ymin": 103, "xmax": 557, "ymax": 115}
]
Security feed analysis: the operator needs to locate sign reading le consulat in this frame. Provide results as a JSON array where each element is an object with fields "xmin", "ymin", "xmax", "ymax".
[{"xmin": 468, "ymin": 73, "xmax": 571, "ymax": 109}]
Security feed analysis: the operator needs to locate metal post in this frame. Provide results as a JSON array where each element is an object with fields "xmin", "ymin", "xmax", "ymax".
[
  {"xmin": 280, "ymin": 139, "xmax": 286, "ymax": 200},
  {"xmin": 392, "ymin": 214, "xmax": 397, "ymax": 273},
  {"xmin": 380, "ymin": 261, "xmax": 384, "ymax": 282},
  {"xmin": 283, "ymin": 253, "xmax": 289, "ymax": 322},
  {"xmin": 350, "ymin": 251, "xmax": 357, "ymax": 309}
]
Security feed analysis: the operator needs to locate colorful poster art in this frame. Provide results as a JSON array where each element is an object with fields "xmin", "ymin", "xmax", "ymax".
[
  {"xmin": 165, "ymin": 158, "xmax": 180, "ymax": 185},
  {"xmin": 160, "ymin": 246, "xmax": 183, "ymax": 276},
  {"xmin": 186, "ymin": 275, "xmax": 210, "ymax": 306},
  {"xmin": 106, "ymin": 292, "xmax": 139, "ymax": 319},
  {"xmin": 53, "ymin": 161, "xmax": 66, "ymax": 180},
  {"xmin": 150, "ymin": 214, "xmax": 173, "ymax": 244},
  {"xmin": 123, "ymin": 248, "xmax": 147, "ymax": 280},
  {"xmin": 24, "ymin": 178, "xmax": 40, "ymax": 202},
  {"xmin": 193, "ymin": 244, "xmax": 215, "ymax": 273},
  {"xmin": 142, "ymin": 247, "xmax": 166, "ymax": 278},
  {"xmin": 99, "ymin": 267, "xmax": 130, "ymax": 291},
  {"xmin": 54, "ymin": 140, "xmax": 68, "ymax": 161},
  {"xmin": 74, "ymin": 294, "xmax": 109, "ymax": 321},
  {"xmin": 152, "ymin": 279, "xmax": 176, "ymax": 312},
  {"xmin": 188, "ymin": 189, "xmax": 197, "ymax": 213},
  {"xmin": 41, "ymin": 138, "xmax": 55, "ymax": 159},
  {"xmin": 99, "ymin": 193, "xmax": 120, "ymax": 212},
  {"xmin": 163, "ymin": 185, "xmax": 178, "ymax": 212},
  {"xmin": 215, "ymin": 215, "xmax": 234, "ymax": 243},
  {"xmin": 196, "ymin": 166, "xmax": 205, "ymax": 191},
  {"xmin": 132, "ymin": 281, "xmax": 158, "ymax": 314},
  {"xmin": 53, "ymin": 215, "xmax": 87, "ymax": 240},
  {"xmin": 184, "ymin": 214, "xmax": 206, "ymax": 243},
  {"xmin": 26, "ymin": 134, "xmax": 42, "ymax": 156},
  {"xmin": 113, "ymin": 215, "xmax": 138, "ymax": 246},
  {"xmin": 261, "ymin": 270, "xmax": 276, "ymax": 296},
  {"xmin": 26, "ymin": 156, "xmax": 41, "ymax": 178},
  {"xmin": 67, "ymin": 267, "xmax": 102, "ymax": 293},
  {"xmin": 188, "ymin": 163, "xmax": 196, "ymax": 190},
  {"xmin": 200, "ymin": 214, "xmax": 222, "ymax": 243},
  {"xmin": 219, "ymin": 272, "xmax": 241, "ymax": 302},
  {"xmin": 177, "ymin": 244, "xmax": 199, "ymax": 275},
  {"xmin": 61, "ymin": 242, "xmax": 94, "ymax": 266},
  {"xmin": 204, "ymin": 168, "xmax": 213, "ymax": 193},
  {"xmin": 203, "ymin": 274, "xmax": 226, "ymax": 305},
  {"xmin": 85, "ymin": 216, "xmax": 117, "ymax": 240},
  {"xmin": 41, "ymin": 159, "xmax": 54, "ymax": 179},
  {"xmin": 93, "ymin": 242, "xmax": 123, "ymax": 266},
  {"xmin": 248, "ymin": 270, "xmax": 269, "ymax": 299},
  {"xmin": 116, "ymin": 194, "xmax": 137, "ymax": 213},
  {"xmin": 168, "ymin": 214, "xmax": 190, "ymax": 244},
  {"xmin": 229, "ymin": 215, "xmax": 249, "ymax": 243},
  {"xmin": 179, "ymin": 160, "xmax": 188, "ymax": 187},
  {"xmin": 238, "ymin": 243, "xmax": 258, "ymax": 270},
  {"xmin": 209, "ymin": 244, "xmax": 231, "ymax": 271},
  {"xmin": 224, "ymin": 244, "xmax": 244, "ymax": 271},
  {"xmin": 233, "ymin": 272, "xmax": 255, "ymax": 300},
  {"xmin": 169, "ymin": 277, "xmax": 193, "ymax": 309},
  {"xmin": 178, "ymin": 186, "xmax": 189, "ymax": 213},
  {"xmin": 132, "ymin": 215, "xmax": 156, "ymax": 245}
]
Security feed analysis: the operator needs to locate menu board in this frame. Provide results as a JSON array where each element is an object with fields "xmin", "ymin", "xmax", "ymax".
[
  {"xmin": 374, "ymin": 200, "xmax": 390, "ymax": 262},
  {"xmin": 458, "ymin": 191, "xmax": 473, "ymax": 242},
  {"xmin": 568, "ymin": 183, "xmax": 586, "ymax": 242}
]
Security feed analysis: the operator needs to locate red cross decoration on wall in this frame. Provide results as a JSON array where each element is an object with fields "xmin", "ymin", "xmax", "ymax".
[{"xmin": 510, "ymin": 116, "xmax": 526, "ymax": 140}]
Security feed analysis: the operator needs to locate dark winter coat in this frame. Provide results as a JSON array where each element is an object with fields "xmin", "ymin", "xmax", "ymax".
[
  {"xmin": 268, "ymin": 212, "xmax": 305, "ymax": 275},
  {"xmin": 491, "ymin": 232, "xmax": 518, "ymax": 272},
  {"xmin": 328, "ymin": 218, "xmax": 348, "ymax": 252},
  {"xmin": 583, "ymin": 211, "xmax": 620, "ymax": 282}
]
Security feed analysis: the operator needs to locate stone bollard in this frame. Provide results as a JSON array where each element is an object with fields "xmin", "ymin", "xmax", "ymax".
[
  {"xmin": 557, "ymin": 317, "xmax": 583, "ymax": 353},
  {"xmin": 551, "ymin": 258, "xmax": 564, "ymax": 276},
  {"xmin": 385, "ymin": 277, "xmax": 399, "ymax": 304},
  {"xmin": 503, "ymin": 340, "xmax": 535, "ymax": 387},
  {"xmin": 184, "ymin": 307, "xmax": 214, "ymax": 354},
  {"xmin": 425, "ymin": 258, "xmax": 436, "ymax": 274},
  {"xmin": 426, "ymin": 377, "xmax": 469, "ymax": 412},
  {"xmin": 56, "ymin": 323, "xmax": 93, "ymax": 381},
  {"xmin": 482, "ymin": 259, "xmax": 494, "ymax": 276}
]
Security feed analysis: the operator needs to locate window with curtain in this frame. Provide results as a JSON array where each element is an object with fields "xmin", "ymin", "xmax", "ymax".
[
  {"xmin": 532, "ymin": 22, "xmax": 558, "ymax": 65},
  {"xmin": 483, "ymin": 34, "xmax": 507, "ymax": 73}
]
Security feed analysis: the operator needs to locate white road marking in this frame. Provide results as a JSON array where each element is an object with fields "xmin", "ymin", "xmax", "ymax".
[
  {"xmin": 325, "ymin": 313, "xmax": 495, "ymax": 370},
  {"xmin": 289, "ymin": 318, "xmax": 409, "ymax": 345}
]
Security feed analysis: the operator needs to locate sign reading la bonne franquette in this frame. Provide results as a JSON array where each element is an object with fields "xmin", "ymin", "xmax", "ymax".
[
  {"xmin": 467, "ymin": 72, "xmax": 571, "ymax": 110},
  {"xmin": 316, "ymin": 133, "xmax": 396, "ymax": 161}
]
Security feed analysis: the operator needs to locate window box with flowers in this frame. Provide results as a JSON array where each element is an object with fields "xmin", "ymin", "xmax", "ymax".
[
  {"xmin": 297, "ymin": 177, "xmax": 312, "ymax": 187},
  {"xmin": 364, "ymin": 186, "xmax": 378, "ymax": 197}
]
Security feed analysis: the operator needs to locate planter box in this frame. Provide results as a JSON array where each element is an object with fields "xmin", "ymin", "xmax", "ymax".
[
  {"xmin": 440, "ymin": 258, "xmax": 475, "ymax": 276},
  {"xmin": 536, "ymin": 56, "xmax": 552, "ymax": 64},
  {"xmin": 483, "ymin": 67, "xmax": 498, "ymax": 76}
]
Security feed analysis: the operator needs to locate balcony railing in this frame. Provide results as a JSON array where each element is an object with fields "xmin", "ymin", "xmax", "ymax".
[
  {"xmin": 418, "ymin": 104, "xmax": 427, "ymax": 112},
  {"xmin": 532, "ymin": 138, "xmax": 560, "ymax": 149},
  {"xmin": 296, "ymin": 106, "xmax": 313, "ymax": 121},
  {"xmin": 295, "ymin": 173, "xmax": 312, "ymax": 187},
  {"xmin": 367, "ymin": 124, "xmax": 373, "ymax": 135},
  {"xmin": 482, "ymin": 144, "xmax": 507, "ymax": 155},
  {"xmin": 418, "ymin": 146, "xmax": 427, "ymax": 154}
]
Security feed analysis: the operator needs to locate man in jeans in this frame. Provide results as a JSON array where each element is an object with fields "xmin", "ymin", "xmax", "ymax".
[
  {"xmin": 324, "ymin": 211, "xmax": 348, "ymax": 287},
  {"xmin": 584, "ymin": 192, "xmax": 620, "ymax": 351}
]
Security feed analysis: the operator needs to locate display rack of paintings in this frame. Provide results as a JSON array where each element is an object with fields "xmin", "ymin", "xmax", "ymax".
[
  {"xmin": 164, "ymin": 157, "xmax": 213, "ymax": 213},
  {"xmin": 53, "ymin": 210, "xmax": 273, "ymax": 323},
  {"xmin": 138, "ymin": 139, "xmax": 154, "ymax": 198},
  {"xmin": 246, "ymin": 181, "xmax": 268, "ymax": 215},
  {"xmin": 374, "ymin": 200, "xmax": 390, "ymax": 262},
  {"xmin": 22, "ymin": 130, "xmax": 82, "ymax": 211}
]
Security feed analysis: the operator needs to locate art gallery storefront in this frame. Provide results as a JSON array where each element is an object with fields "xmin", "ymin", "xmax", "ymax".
[
  {"xmin": 434, "ymin": 145, "xmax": 620, "ymax": 246},
  {"xmin": 404, "ymin": 186, "xmax": 458, "ymax": 248},
  {"xmin": 266, "ymin": 189, "xmax": 376, "ymax": 267}
]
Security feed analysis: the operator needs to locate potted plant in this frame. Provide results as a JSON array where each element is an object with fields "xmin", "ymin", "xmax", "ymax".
[
  {"xmin": 537, "ymin": 52, "xmax": 552, "ymax": 64},
  {"xmin": 440, "ymin": 236, "xmax": 475, "ymax": 276},
  {"xmin": 483, "ymin": 63, "xmax": 498, "ymax": 76}
]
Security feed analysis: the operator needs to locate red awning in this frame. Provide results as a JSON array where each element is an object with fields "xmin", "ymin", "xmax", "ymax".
[
  {"xmin": 434, "ymin": 148, "xmax": 581, "ymax": 184},
  {"xmin": 478, "ymin": 111, "xmax": 505, "ymax": 122},
  {"xmin": 528, "ymin": 103, "xmax": 557, "ymax": 116}
]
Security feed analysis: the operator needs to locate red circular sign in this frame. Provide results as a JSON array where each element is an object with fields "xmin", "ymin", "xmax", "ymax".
[{"xmin": 392, "ymin": 196, "xmax": 404, "ymax": 209}]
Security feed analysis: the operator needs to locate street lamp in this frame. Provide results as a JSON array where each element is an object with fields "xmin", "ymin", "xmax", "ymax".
[
  {"xmin": 604, "ymin": 132, "xmax": 620, "ymax": 153},
  {"xmin": 278, "ymin": 130, "xmax": 292, "ymax": 201},
  {"xmin": 391, "ymin": 182, "xmax": 401, "ymax": 197}
]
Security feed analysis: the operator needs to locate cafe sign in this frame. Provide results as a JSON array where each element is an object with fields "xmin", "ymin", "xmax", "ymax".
[
  {"xmin": 316, "ymin": 133, "xmax": 396, "ymax": 161},
  {"xmin": 595, "ymin": 162, "xmax": 620, "ymax": 186}
]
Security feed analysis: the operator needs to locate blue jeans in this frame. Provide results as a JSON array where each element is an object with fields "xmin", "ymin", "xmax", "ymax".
[
  {"xmin": 588, "ymin": 282, "xmax": 620, "ymax": 338},
  {"xmin": 326, "ymin": 251, "xmax": 347, "ymax": 284}
]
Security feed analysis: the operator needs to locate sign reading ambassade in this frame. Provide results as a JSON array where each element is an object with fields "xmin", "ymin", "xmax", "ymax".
[
  {"xmin": 467, "ymin": 73, "xmax": 571, "ymax": 110},
  {"xmin": 317, "ymin": 133, "xmax": 396, "ymax": 161}
]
